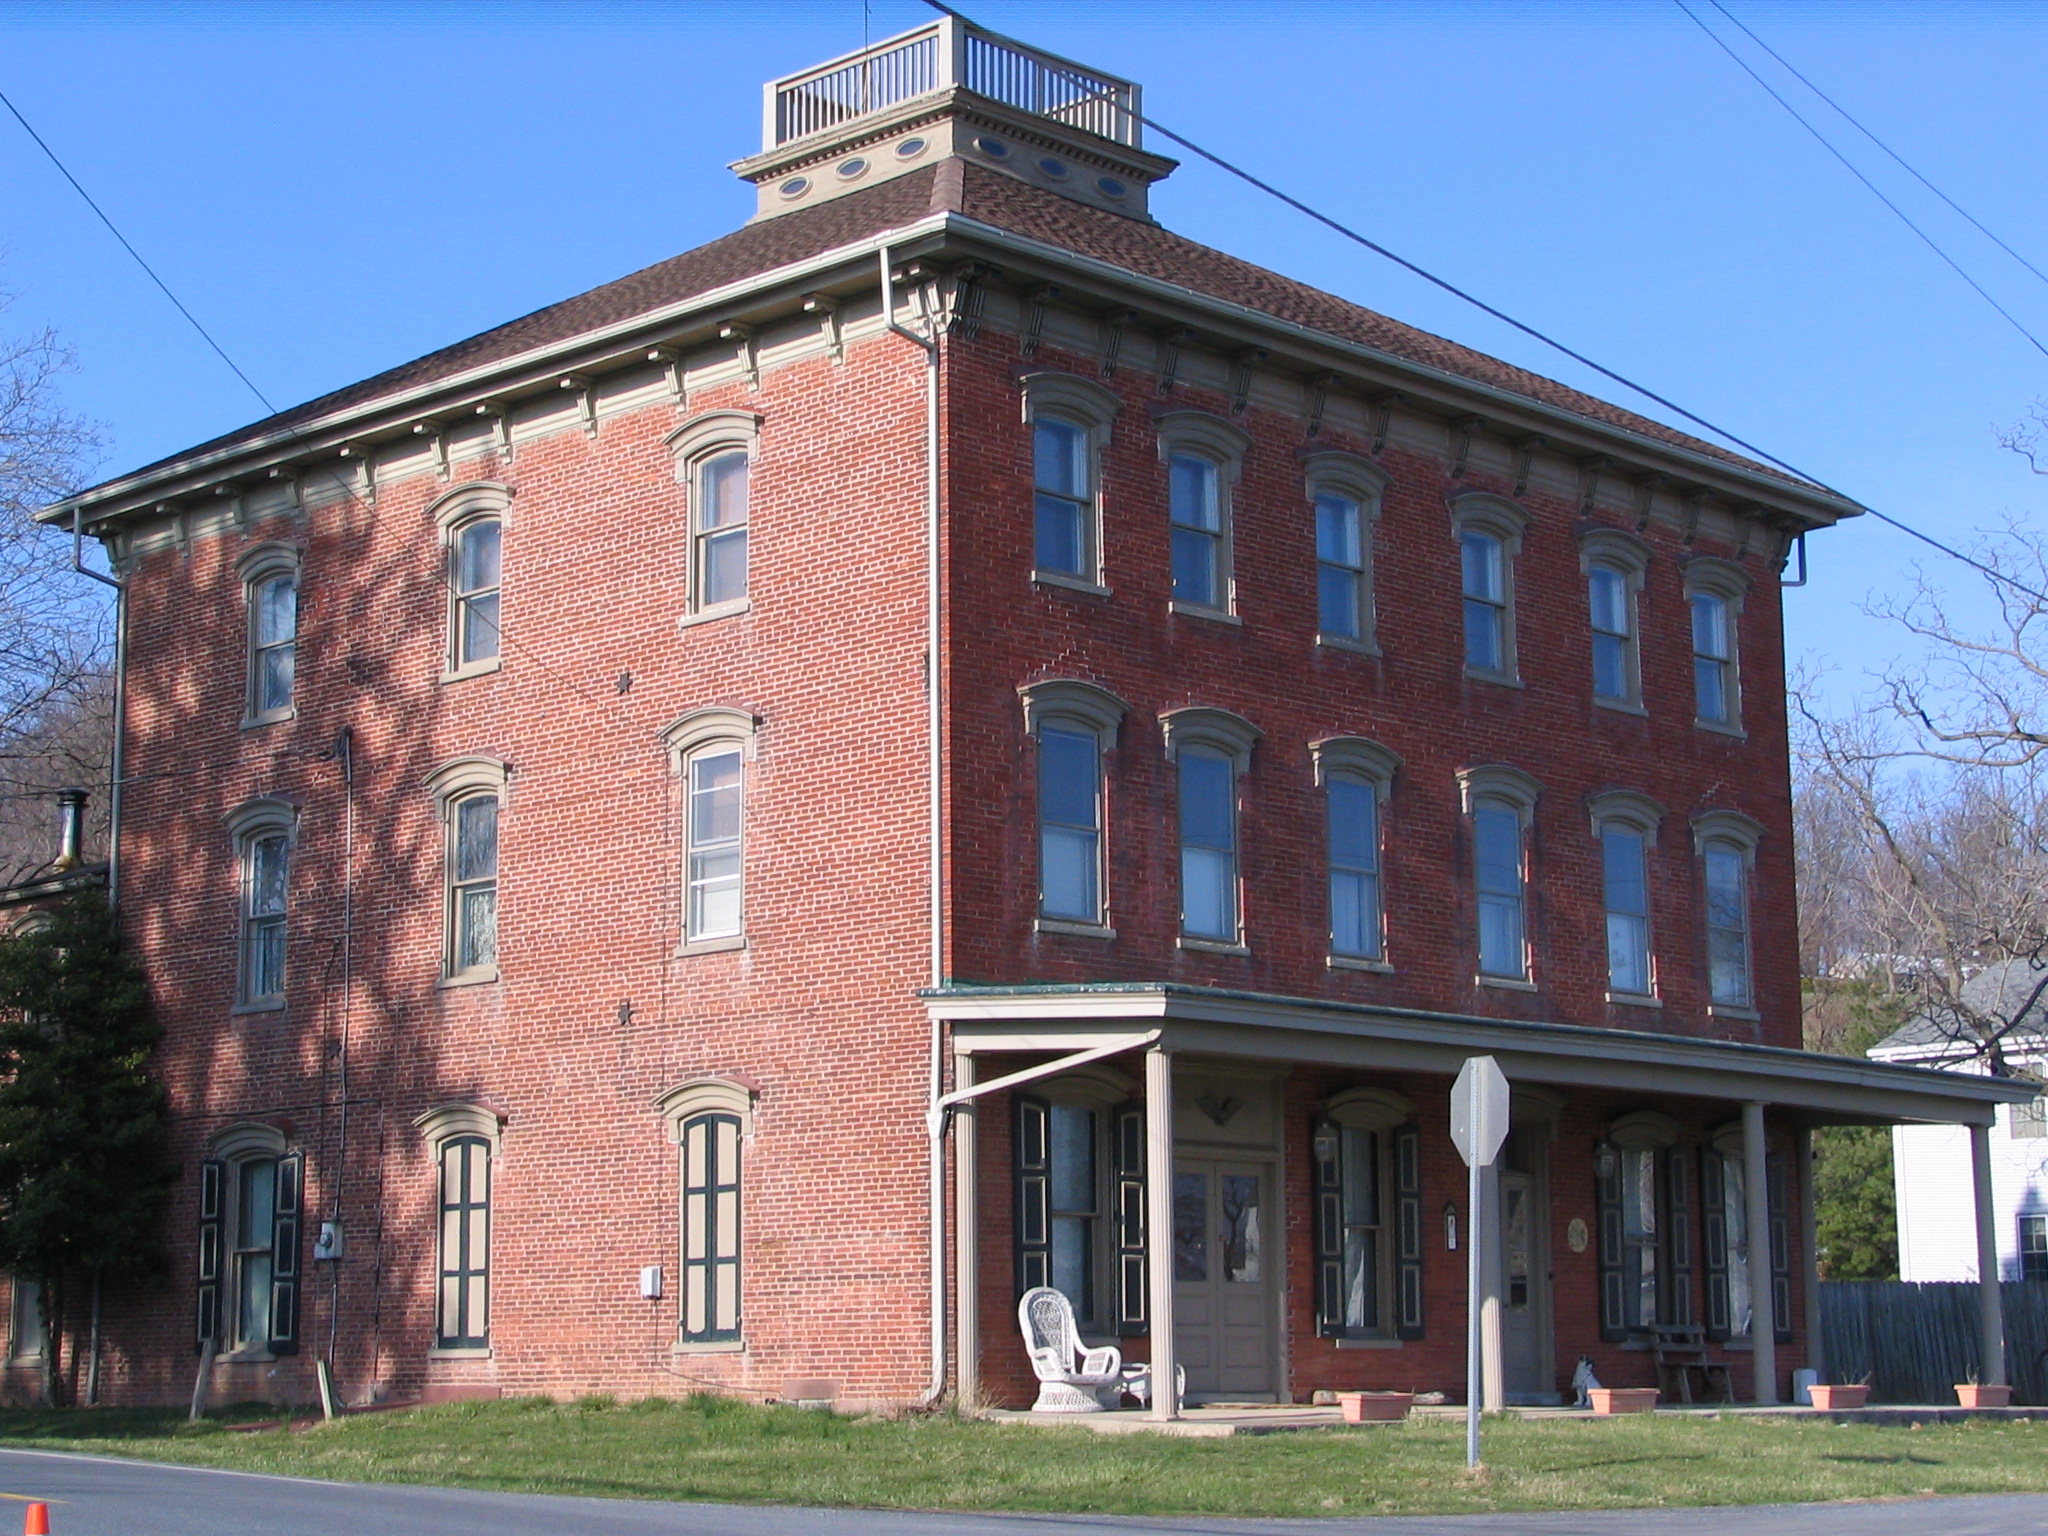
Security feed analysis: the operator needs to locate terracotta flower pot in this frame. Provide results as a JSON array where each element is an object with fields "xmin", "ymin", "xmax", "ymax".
[
  {"xmin": 1956, "ymin": 1383, "xmax": 2013, "ymax": 1409},
  {"xmin": 1587, "ymin": 1386, "xmax": 1660, "ymax": 1415},
  {"xmin": 1337, "ymin": 1391, "xmax": 1413, "ymax": 1423},
  {"xmin": 1807, "ymin": 1384, "xmax": 1869, "ymax": 1410}
]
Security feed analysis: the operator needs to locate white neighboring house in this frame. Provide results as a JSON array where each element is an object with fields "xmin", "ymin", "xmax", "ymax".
[{"xmin": 1869, "ymin": 960, "xmax": 2048, "ymax": 1283}]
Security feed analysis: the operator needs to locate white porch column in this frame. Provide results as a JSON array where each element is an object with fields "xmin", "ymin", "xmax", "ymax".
[
  {"xmin": 1970, "ymin": 1122, "xmax": 2008, "ymax": 1386},
  {"xmin": 1794, "ymin": 1124, "xmax": 1823, "ymax": 1385},
  {"xmin": 953, "ymin": 1053, "xmax": 979, "ymax": 1411},
  {"xmin": 1742, "ymin": 1100, "xmax": 1777, "ymax": 1404},
  {"xmin": 1480, "ymin": 1162, "xmax": 1505, "ymax": 1412},
  {"xmin": 1145, "ymin": 1045, "xmax": 1178, "ymax": 1421}
]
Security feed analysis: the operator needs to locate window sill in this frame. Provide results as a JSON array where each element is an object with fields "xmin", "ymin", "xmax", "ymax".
[
  {"xmin": 1477, "ymin": 974, "xmax": 1539, "ymax": 993},
  {"xmin": 1316, "ymin": 633, "xmax": 1381, "ymax": 658},
  {"xmin": 1333, "ymin": 1336, "xmax": 1405, "ymax": 1350},
  {"xmin": 1593, "ymin": 696, "xmax": 1648, "ymax": 718},
  {"xmin": 1463, "ymin": 668, "xmax": 1524, "ymax": 688},
  {"xmin": 239, "ymin": 709, "xmax": 296, "ymax": 731},
  {"xmin": 1033, "ymin": 571, "xmax": 1110, "ymax": 598},
  {"xmin": 1329, "ymin": 954, "xmax": 1393, "ymax": 974},
  {"xmin": 439, "ymin": 968, "xmax": 500, "ymax": 990},
  {"xmin": 679, "ymin": 599, "xmax": 751, "ymax": 630},
  {"xmin": 1036, "ymin": 918, "xmax": 1116, "ymax": 940},
  {"xmin": 232, "ymin": 998, "xmax": 286, "ymax": 1016},
  {"xmin": 677, "ymin": 934, "xmax": 747, "ymax": 956},
  {"xmin": 674, "ymin": 1338, "xmax": 746, "ymax": 1355},
  {"xmin": 429, "ymin": 1346, "xmax": 493, "ymax": 1360},
  {"xmin": 216, "ymin": 1348, "xmax": 276, "ymax": 1365},
  {"xmin": 1607, "ymin": 991, "xmax": 1663, "ymax": 1009},
  {"xmin": 440, "ymin": 657, "xmax": 503, "ymax": 685},
  {"xmin": 1695, "ymin": 717, "xmax": 1747, "ymax": 740},
  {"xmin": 1709, "ymin": 1003, "xmax": 1761, "ymax": 1022},
  {"xmin": 1179, "ymin": 936, "xmax": 1250, "ymax": 956},
  {"xmin": 1168, "ymin": 601, "xmax": 1241, "ymax": 626}
]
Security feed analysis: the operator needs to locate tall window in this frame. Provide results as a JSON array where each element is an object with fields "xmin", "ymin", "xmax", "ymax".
[
  {"xmin": 239, "ymin": 831, "xmax": 289, "ymax": 1007},
  {"xmin": 1179, "ymin": 750, "xmax": 1238, "ymax": 942},
  {"xmin": 1617, "ymin": 1145, "xmax": 1660, "ymax": 1331},
  {"xmin": 450, "ymin": 794, "xmax": 499, "ymax": 977},
  {"xmin": 1463, "ymin": 532, "xmax": 1507, "ymax": 673},
  {"xmin": 693, "ymin": 452, "xmax": 749, "ymax": 610},
  {"xmin": 1170, "ymin": 455, "xmax": 1224, "ymax": 610},
  {"xmin": 436, "ymin": 1135, "xmax": 491, "ymax": 1349},
  {"xmin": 9, "ymin": 1277, "xmax": 42, "ymax": 1362},
  {"xmin": 1602, "ymin": 826, "xmax": 1651, "ymax": 996},
  {"xmin": 1596, "ymin": 1118, "xmax": 1682, "ymax": 1341},
  {"xmin": 1704, "ymin": 845, "xmax": 1752, "ymax": 1008},
  {"xmin": 1474, "ymin": 801, "xmax": 1526, "ymax": 979},
  {"xmin": 452, "ymin": 518, "xmax": 502, "ymax": 668},
  {"xmin": 686, "ymin": 746, "xmax": 744, "ymax": 943},
  {"xmin": 1317, "ymin": 494, "xmax": 1366, "ymax": 641},
  {"xmin": 1312, "ymin": 1092, "xmax": 1422, "ymax": 1341},
  {"xmin": 1034, "ymin": 418, "xmax": 1091, "ymax": 580},
  {"xmin": 2021, "ymin": 1215, "xmax": 2048, "ymax": 1282},
  {"xmin": 681, "ymin": 1112, "xmax": 742, "ymax": 1343},
  {"xmin": 1328, "ymin": 777, "xmax": 1383, "ymax": 962},
  {"xmin": 1039, "ymin": 726, "xmax": 1102, "ymax": 924},
  {"xmin": 196, "ymin": 1144, "xmax": 301, "ymax": 1356},
  {"xmin": 248, "ymin": 570, "xmax": 297, "ymax": 720},
  {"xmin": 1046, "ymin": 1101, "xmax": 1099, "ymax": 1318},
  {"xmin": 1685, "ymin": 559, "xmax": 1748, "ymax": 730},
  {"xmin": 1589, "ymin": 565, "xmax": 1633, "ymax": 702},
  {"xmin": 1015, "ymin": 1088, "xmax": 1145, "ymax": 1332}
]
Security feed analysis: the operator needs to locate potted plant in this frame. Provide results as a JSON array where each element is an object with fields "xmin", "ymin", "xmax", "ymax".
[
  {"xmin": 1807, "ymin": 1379, "xmax": 1870, "ymax": 1411},
  {"xmin": 1336, "ymin": 1391, "xmax": 1414, "ymax": 1423},
  {"xmin": 1955, "ymin": 1376, "xmax": 2014, "ymax": 1409},
  {"xmin": 1586, "ymin": 1386, "xmax": 1660, "ymax": 1415}
]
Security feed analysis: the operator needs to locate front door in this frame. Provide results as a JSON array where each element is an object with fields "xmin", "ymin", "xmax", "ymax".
[
  {"xmin": 1173, "ymin": 1160, "xmax": 1277, "ymax": 1401},
  {"xmin": 1500, "ymin": 1166, "xmax": 1555, "ymax": 1402}
]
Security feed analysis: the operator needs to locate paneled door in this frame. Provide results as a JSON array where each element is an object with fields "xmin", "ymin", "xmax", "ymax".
[
  {"xmin": 1500, "ymin": 1167, "xmax": 1556, "ymax": 1402},
  {"xmin": 1173, "ymin": 1160, "xmax": 1277, "ymax": 1401}
]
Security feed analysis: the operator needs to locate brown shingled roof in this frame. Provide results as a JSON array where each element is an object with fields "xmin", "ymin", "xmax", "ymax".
[{"xmin": 107, "ymin": 158, "xmax": 1814, "ymax": 495}]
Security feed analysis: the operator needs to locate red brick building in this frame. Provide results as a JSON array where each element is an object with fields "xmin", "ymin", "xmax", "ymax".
[{"xmin": 37, "ymin": 20, "xmax": 2023, "ymax": 1414}]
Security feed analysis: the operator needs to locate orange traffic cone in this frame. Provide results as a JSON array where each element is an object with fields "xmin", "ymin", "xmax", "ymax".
[{"xmin": 22, "ymin": 1502, "xmax": 46, "ymax": 1536}]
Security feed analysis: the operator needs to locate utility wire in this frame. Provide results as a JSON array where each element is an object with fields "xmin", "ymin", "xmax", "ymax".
[
  {"xmin": 0, "ymin": 85, "xmax": 279, "ymax": 416},
  {"xmin": 1676, "ymin": 0, "xmax": 2048, "ymax": 363},
  {"xmin": 919, "ymin": 0, "xmax": 2048, "ymax": 606},
  {"xmin": 1708, "ymin": 0, "xmax": 2048, "ymax": 293}
]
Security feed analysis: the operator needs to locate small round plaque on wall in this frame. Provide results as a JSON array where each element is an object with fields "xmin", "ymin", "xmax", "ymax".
[{"xmin": 1567, "ymin": 1217, "xmax": 1590, "ymax": 1254}]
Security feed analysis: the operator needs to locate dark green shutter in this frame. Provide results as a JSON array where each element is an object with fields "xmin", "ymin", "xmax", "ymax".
[
  {"xmin": 1014, "ymin": 1095, "xmax": 1050, "ymax": 1295},
  {"xmin": 1664, "ymin": 1146, "xmax": 1693, "ymax": 1327},
  {"xmin": 1312, "ymin": 1117, "xmax": 1344, "ymax": 1336},
  {"xmin": 1596, "ymin": 1141, "xmax": 1626, "ymax": 1341},
  {"xmin": 1394, "ymin": 1123, "xmax": 1424, "ymax": 1340},
  {"xmin": 269, "ymin": 1151, "xmax": 302, "ymax": 1354},
  {"xmin": 1700, "ymin": 1148, "xmax": 1731, "ymax": 1341},
  {"xmin": 1113, "ymin": 1102, "xmax": 1147, "ymax": 1334},
  {"xmin": 1767, "ymin": 1153, "xmax": 1793, "ymax": 1345},
  {"xmin": 196, "ymin": 1158, "xmax": 224, "ymax": 1352}
]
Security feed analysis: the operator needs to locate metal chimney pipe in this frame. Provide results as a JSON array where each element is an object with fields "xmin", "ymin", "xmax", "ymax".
[{"xmin": 53, "ymin": 788, "xmax": 87, "ymax": 871}]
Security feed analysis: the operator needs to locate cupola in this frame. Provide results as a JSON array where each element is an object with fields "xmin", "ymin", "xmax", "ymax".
[{"xmin": 732, "ymin": 16, "xmax": 1177, "ymax": 222}]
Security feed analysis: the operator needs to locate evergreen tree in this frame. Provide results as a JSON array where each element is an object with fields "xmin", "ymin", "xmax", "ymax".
[
  {"xmin": 0, "ymin": 888, "xmax": 172, "ymax": 1404},
  {"xmin": 1813, "ymin": 1125, "xmax": 1899, "ymax": 1280}
]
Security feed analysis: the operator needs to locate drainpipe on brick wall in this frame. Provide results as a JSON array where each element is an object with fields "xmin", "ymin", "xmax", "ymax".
[
  {"xmin": 70, "ymin": 507, "xmax": 125, "ymax": 910},
  {"xmin": 882, "ymin": 243, "xmax": 950, "ymax": 1409}
]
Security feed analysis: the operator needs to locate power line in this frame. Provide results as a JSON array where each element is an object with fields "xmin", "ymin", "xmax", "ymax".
[
  {"xmin": 1675, "ymin": 0, "xmax": 2048, "ymax": 363},
  {"xmin": 918, "ymin": 0, "xmax": 2048, "ymax": 606},
  {"xmin": 0, "ymin": 86, "xmax": 279, "ymax": 416},
  {"xmin": 1708, "ymin": 0, "xmax": 2048, "ymax": 293}
]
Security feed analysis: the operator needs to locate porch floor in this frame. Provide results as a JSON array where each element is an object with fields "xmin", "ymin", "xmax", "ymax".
[{"xmin": 982, "ymin": 1403, "xmax": 2041, "ymax": 1437}]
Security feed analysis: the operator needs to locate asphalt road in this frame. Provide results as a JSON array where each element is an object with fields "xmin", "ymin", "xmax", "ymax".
[{"xmin": 0, "ymin": 1447, "xmax": 2043, "ymax": 1536}]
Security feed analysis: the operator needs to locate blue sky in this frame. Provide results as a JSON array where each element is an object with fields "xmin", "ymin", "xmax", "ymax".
[{"xmin": 4, "ymin": 1, "xmax": 2046, "ymax": 701}]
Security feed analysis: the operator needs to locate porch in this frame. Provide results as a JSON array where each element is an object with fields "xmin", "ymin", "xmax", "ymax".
[{"xmin": 928, "ymin": 982, "xmax": 2032, "ymax": 1421}]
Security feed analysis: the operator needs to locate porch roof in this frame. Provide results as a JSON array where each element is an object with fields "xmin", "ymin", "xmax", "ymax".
[{"xmin": 923, "ymin": 982, "xmax": 2032, "ymax": 1127}]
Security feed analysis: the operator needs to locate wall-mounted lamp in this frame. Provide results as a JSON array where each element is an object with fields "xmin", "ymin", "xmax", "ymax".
[
  {"xmin": 1444, "ymin": 1202, "xmax": 1459, "ymax": 1252},
  {"xmin": 1311, "ymin": 1125, "xmax": 1340, "ymax": 1167}
]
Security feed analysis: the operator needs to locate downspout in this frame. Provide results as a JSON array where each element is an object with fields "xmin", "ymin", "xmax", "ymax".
[
  {"xmin": 882, "ymin": 243, "xmax": 949, "ymax": 1409},
  {"xmin": 70, "ymin": 508, "xmax": 124, "ymax": 911}
]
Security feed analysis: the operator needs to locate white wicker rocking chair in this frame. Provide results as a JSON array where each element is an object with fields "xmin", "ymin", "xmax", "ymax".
[{"xmin": 1016, "ymin": 1286, "xmax": 1157, "ymax": 1412}]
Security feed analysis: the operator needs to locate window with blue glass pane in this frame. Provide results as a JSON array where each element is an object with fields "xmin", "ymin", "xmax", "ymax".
[
  {"xmin": 1602, "ymin": 826, "xmax": 1651, "ymax": 995},
  {"xmin": 1033, "ymin": 419, "xmax": 1090, "ymax": 578},
  {"xmin": 1328, "ymin": 776, "xmax": 1382, "ymax": 960},
  {"xmin": 1038, "ymin": 725, "xmax": 1100, "ymax": 922},
  {"xmin": 1179, "ymin": 748, "xmax": 1236, "ymax": 940},
  {"xmin": 1474, "ymin": 801, "xmax": 1525, "ymax": 978},
  {"xmin": 1170, "ymin": 454, "xmax": 1224, "ymax": 609}
]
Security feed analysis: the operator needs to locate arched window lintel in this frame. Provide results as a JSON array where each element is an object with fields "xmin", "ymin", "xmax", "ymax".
[
  {"xmin": 1311, "ymin": 735, "xmax": 1400, "ymax": 793},
  {"xmin": 1019, "ymin": 678, "xmax": 1128, "ymax": 749},
  {"xmin": 1160, "ymin": 706, "xmax": 1260, "ymax": 774},
  {"xmin": 413, "ymin": 1101, "xmax": 505, "ymax": 1157},
  {"xmin": 666, "ymin": 411, "xmax": 762, "ymax": 475},
  {"xmin": 1692, "ymin": 808, "xmax": 1764, "ymax": 862},
  {"xmin": 425, "ymin": 757, "xmax": 510, "ymax": 817},
  {"xmin": 1456, "ymin": 763, "xmax": 1540, "ymax": 819},
  {"xmin": 1587, "ymin": 788, "xmax": 1665, "ymax": 840},
  {"xmin": 660, "ymin": 706, "xmax": 759, "ymax": 766},
  {"xmin": 1301, "ymin": 450, "xmax": 1387, "ymax": 509},
  {"xmin": 428, "ymin": 480, "xmax": 514, "ymax": 533},
  {"xmin": 224, "ymin": 796, "xmax": 299, "ymax": 845},
  {"xmin": 657, "ymin": 1077, "xmax": 757, "ymax": 1140}
]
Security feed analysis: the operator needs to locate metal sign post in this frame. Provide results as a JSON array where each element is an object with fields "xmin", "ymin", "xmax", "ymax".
[{"xmin": 1450, "ymin": 1055, "xmax": 1511, "ymax": 1471}]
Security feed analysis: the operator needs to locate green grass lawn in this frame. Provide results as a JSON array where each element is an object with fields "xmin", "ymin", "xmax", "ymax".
[{"xmin": 0, "ymin": 1398, "xmax": 2043, "ymax": 1518}]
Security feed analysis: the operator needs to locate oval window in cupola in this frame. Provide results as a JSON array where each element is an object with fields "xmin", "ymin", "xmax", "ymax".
[
  {"xmin": 779, "ymin": 176, "xmax": 811, "ymax": 199},
  {"xmin": 1037, "ymin": 156, "xmax": 1070, "ymax": 181},
  {"xmin": 895, "ymin": 137, "xmax": 929, "ymax": 160},
  {"xmin": 974, "ymin": 136, "xmax": 1011, "ymax": 159},
  {"xmin": 836, "ymin": 157, "xmax": 869, "ymax": 180},
  {"xmin": 1097, "ymin": 176, "xmax": 1128, "ymax": 199}
]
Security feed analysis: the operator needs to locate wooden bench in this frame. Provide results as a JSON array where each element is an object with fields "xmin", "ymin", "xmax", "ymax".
[{"xmin": 1652, "ymin": 1324, "xmax": 1733, "ymax": 1404}]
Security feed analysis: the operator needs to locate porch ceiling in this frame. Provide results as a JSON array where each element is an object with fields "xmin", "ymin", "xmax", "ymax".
[{"xmin": 924, "ymin": 982, "xmax": 2030, "ymax": 1127}]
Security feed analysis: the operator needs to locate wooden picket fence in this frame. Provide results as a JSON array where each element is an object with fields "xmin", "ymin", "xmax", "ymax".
[{"xmin": 1821, "ymin": 1281, "xmax": 2048, "ymax": 1404}]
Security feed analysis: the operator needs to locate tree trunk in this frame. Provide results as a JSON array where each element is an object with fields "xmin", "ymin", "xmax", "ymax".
[
  {"xmin": 85, "ymin": 1270, "xmax": 100, "ymax": 1407},
  {"xmin": 40, "ymin": 1273, "xmax": 64, "ymax": 1409}
]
